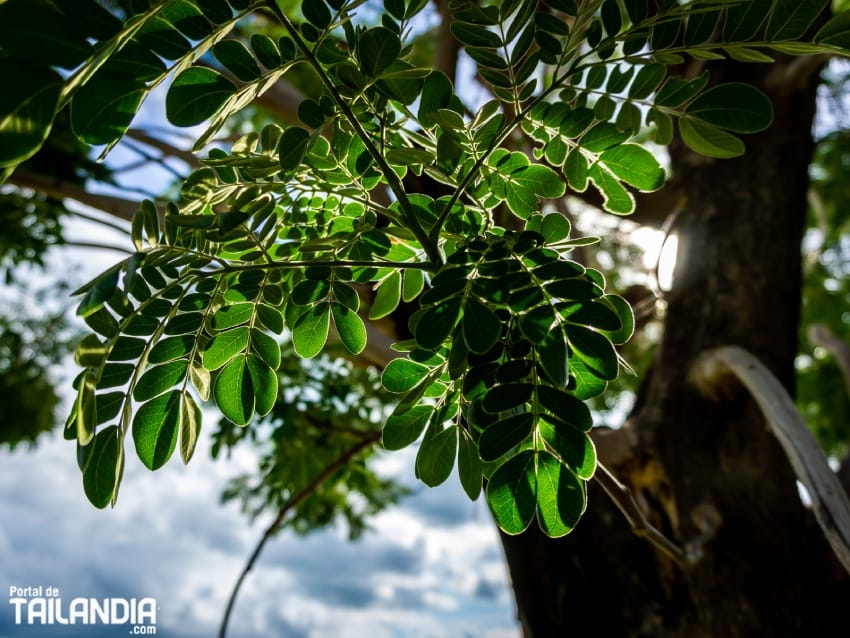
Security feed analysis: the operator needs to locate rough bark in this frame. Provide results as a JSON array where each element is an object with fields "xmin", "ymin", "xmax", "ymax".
[{"xmin": 499, "ymin": 56, "xmax": 850, "ymax": 638}]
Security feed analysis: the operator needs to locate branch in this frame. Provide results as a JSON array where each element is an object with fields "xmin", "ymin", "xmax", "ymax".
[
  {"xmin": 691, "ymin": 346, "xmax": 850, "ymax": 574},
  {"xmin": 7, "ymin": 170, "xmax": 139, "ymax": 221},
  {"xmin": 125, "ymin": 128, "xmax": 202, "ymax": 168},
  {"xmin": 218, "ymin": 431, "xmax": 381, "ymax": 638},
  {"xmin": 808, "ymin": 323, "xmax": 850, "ymax": 397},
  {"xmin": 593, "ymin": 461, "xmax": 689, "ymax": 566}
]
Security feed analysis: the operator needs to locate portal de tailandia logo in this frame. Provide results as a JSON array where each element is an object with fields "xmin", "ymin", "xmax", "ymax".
[{"xmin": 8, "ymin": 585, "xmax": 157, "ymax": 634}]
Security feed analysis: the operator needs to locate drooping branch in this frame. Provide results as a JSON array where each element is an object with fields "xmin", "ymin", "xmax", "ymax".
[{"xmin": 691, "ymin": 346, "xmax": 850, "ymax": 574}]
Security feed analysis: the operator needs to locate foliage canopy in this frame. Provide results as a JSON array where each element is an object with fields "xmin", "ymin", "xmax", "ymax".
[{"xmin": 2, "ymin": 0, "xmax": 849, "ymax": 537}]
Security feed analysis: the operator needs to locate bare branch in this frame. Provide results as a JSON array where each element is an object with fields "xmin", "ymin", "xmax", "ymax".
[
  {"xmin": 218, "ymin": 431, "xmax": 381, "ymax": 638},
  {"xmin": 593, "ymin": 461, "xmax": 690, "ymax": 567},
  {"xmin": 691, "ymin": 346, "xmax": 850, "ymax": 574},
  {"xmin": 125, "ymin": 128, "xmax": 202, "ymax": 168},
  {"xmin": 808, "ymin": 323, "xmax": 850, "ymax": 397},
  {"xmin": 63, "ymin": 240, "xmax": 133, "ymax": 254}
]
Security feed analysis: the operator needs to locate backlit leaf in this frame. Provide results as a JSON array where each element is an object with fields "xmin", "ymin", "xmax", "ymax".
[
  {"xmin": 132, "ymin": 390, "xmax": 181, "ymax": 470},
  {"xmin": 487, "ymin": 450, "xmax": 536, "ymax": 535},
  {"xmin": 166, "ymin": 67, "xmax": 235, "ymax": 127}
]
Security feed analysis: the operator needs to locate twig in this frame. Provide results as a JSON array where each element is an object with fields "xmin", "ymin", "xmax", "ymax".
[
  {"xmin": 63, "ymin": 240, "xmax": 133, "ymax": 254},
  {"xmin": 691, "ymin": 345, "xmax": 850, "ymax": 574},
  {"xmin": 808, "ymin": 323, "xmax": 850, "ymax": 397},
  {"xmin": 218, "ymin": 431, "xmax": 381, "ymax": 638},
  {"xmin": 593, "ymin": 461, "xmax": 689, "ymax": 566}
]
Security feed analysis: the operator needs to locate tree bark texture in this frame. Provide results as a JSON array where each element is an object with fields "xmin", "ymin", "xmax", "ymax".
[{"xmin": 499, "ymin": 56, "xmax": 850, "ymax": 638}]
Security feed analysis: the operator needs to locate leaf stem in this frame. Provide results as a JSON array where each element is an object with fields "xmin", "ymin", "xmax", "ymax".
[
  {"xmin": 220, "ymin": 258, "xmax": 435, "ymax": 273},
  {"xmin": 265, "ymin": 2, "xmax": 442, "ymax": 267}
]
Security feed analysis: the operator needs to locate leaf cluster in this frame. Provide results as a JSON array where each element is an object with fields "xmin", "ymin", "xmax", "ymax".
[{"xmin": 4, "ymin": 0, "xmax": 850, "ymax": 536}]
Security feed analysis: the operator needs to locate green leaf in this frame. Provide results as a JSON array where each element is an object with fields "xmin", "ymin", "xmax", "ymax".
[
  {"xmin": 359, "ymin": 26, "xmax": 401, "ymax": 76},
  {"xmin": 451, "ymin": 20, "xmax": 503, "ymax": 48},
  {"xmin": 82, "ymin": 426, "xmax": 123, "ymax": 509},
  {"xmin": 816, "ymin": 11, "xmax": 850, "ymax": 48},
  {"xmin": 462, "ymin": 298, "xmax": 502, "ymax": 354},
  {"xmin": 132, "ymin": 390, "xmax": 181, "ymax": 470},
  {"xmin": 213, "ymin": 39, "xmax": 261, "ymax": 81},
  {"xmin": 179, "ymin": 392, "xmax": 202, "ymax": 464},
  {"xmin": 211, "ymin": 303, "xmax": 254, "ymax": 330},
  {"xmin": 599, "ymin": 144, "xmax": 665, "ymax": 191},
  {"xmin": 383, "ymin": 405, "xmax": 431, "ymax": 450},
  {"xmin": 415, "ymin": 298, "xmax": 462, "ymax": 350},
  {"xmin": 679, "ymin": 117, "xmax": 745, "ymax": 159},
  {"xmin": 332, "ymin": 302, "xmax": 367, "ymax": 355},
  {"xmin": 588, "ymin": 163, "xmax": 635, "ymax": 215},
  {"xmin": 75, "ymin": 371, "xmax": 98, "ymax": 446},
  {"xmin": 133, "ymin": 360, "xmax": 188, "ymax": 402},
  {"xmin": 71, "ymin": 73, "xmax": 146, "ymax": 145},
  {"xmin": 0, "ymin": 60, "xmax": 62, "ymax": 166},
  {"xmin": 567, "ymin": 324, "xmax": 619, "ymax": 380},
  {"xmin": 382, "ymin": 358, "xmax": 430, "ymax": 393},
  {"xmin": 537, "ymin": 327, "xmax": 569, "ymax": 386},
  {"xmin": 723, "ymin": 0, "xmax": 772, "ymax": 42},
  {"xmin": 203, "ymin": 326, "xmax": 250, "ymax": 370},
  {"xmin": 482, "ymin": 383, "xmax": 534, "ymax": 413},
  {"xmin": 539, "ymin": 416, "xmax": 596, "ymax": 479},
  {"xmin": 292, "ymin": 304, "xmax": 331, "ymax": 358},
  {"xmin": 479, "ymin": 413, "xmax": 534, "ymax": 462},
  {"xmin": 292, "ymin": 279, "xmax": 331, "ymax": 305},
  {"xmin": 246, "ymin": 354, "xmax": 277, "ymax": 417},
  {"xmin": 564, "ymin": 150, "xmax": 588, "ymax": 192},
  {"xmin": 457, "ymin": 431, "xmax": 483, "ymax": 500},
  {"xmin": 402, "ymin": 269, "xmax": 425, "ymax": 302},
  {"xmin": 535, "ymin": 451, "xmax": 585, "ymax": 537},
  {"xmin": 77, "ymin": 265, "xmax": 121, "ymax": 318},
  {"xmin": 416, "ymin": 426, "xmax": 458, "ymax": 487},
  {"xmin": 302, "ymin": 0, "xmax": 332, "ymax": 29},
  {"xmin": 370, "ymin": 272, "xmax": 402, "ymax": 319},
  {"xmin": 279, "ymin": 126, "xmax": 312, "ymax": 172},
  {"xmin": 685, "ymin": 83, "xmax": 773, "ymax": 134},
  {"xmin": 512, "ymin": 164, "xmax": 566, "ymax": 198},
  {"xmin": 251, "ymin": 329, "xmax": 281, "ymax": 370},
  {"xmin": 213, "ymin": 356, "xmax": 254, "ymax": 426},
  {"xmin": 251, "ymin": 33, "xmax": 282, "ymax": 68},
  {"xmin": 166, "ymin": 67, "xmax": 236, "ymax": 127},
  {"xmin": 599, "ymin": 294, "xmax": 634, "ymax": 345},
  {"xmin": 487, "ymin": 450, "xmax": 536, "ymax": 535},
  {"xmin": 536, "ymin": 386, "xmax": 592, "ymax": 431}
]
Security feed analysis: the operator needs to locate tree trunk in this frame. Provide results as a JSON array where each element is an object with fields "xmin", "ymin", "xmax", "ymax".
[{"xmin": 499, "ymin": 56, "xmax": 850, "ymax": 638}]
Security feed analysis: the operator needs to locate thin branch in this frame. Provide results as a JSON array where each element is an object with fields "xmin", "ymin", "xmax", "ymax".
[
  {"xmin": 63, "ymin": 240, "xmax": 134, "ymax": 254},
  {"xmin": 218, "ymin": 431, "xmax": 381, "ymax": 638},
  {"xmin": 808, "ymin": 323, "xmax": 850, "ymax": 397},
  {"xmin": 691, "ymin": 346, "xmax": 850, "ymax": 574},
  {"xmin": 593, "ymin": 461, "xmax": 689, "ymax": 566},
  {"xmin": 125, "ymin": 128, "xmax": 202, "ymax": 168},
  {"xmin": 67, "ymin": 208, "xmax": 131, "ymax": 236}
]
